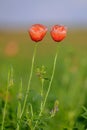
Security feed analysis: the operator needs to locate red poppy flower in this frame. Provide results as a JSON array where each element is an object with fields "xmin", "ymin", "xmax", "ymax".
[
  {"xmin": 50, "ymin": 25, "xmax": 67, "ymax": 42},
  {"xmin": 28, "ymin": 24, "xmax": 47, "ymax": 42}
]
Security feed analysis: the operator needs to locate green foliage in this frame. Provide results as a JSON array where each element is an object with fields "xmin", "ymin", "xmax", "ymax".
[
  {"xmin": 82, "ymin": 106, "xmax": 87, "ymax": 120},
  {"xmin": 0, "ymin": 31, "xmax": 87, "ymax": 129}
]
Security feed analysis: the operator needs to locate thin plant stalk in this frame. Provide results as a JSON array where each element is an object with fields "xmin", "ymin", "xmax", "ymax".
[
  {"xmin": 16, "ymin": 121, "xmax": 20, "ymax": 130},
  {"xmin": 16, "ymin": 79, "xmax": 23, "ymax": 130},
  {"xmin": 1, "ymin": 71, "xmax": 11, "ymax": 130},
  {"xmin": 40, "ymin": 79, "xmax": 44, "ymax": 110},
  {"xmin": 20, "ymin": 44, "xmax": 38, "ymax": 119},
  {"xmin": 1, "ymin": 86, "xmax": 9, "ymax": 130},
  {"xmin": 33, "ymin": 45, "xmax": 60, "ymax": 130}
]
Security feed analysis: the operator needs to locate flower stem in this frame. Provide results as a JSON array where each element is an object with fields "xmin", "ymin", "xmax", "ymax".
[
  {"xmin": 20, "ymin": 44, "xmax": 38, "ymax": 119},
  {"xmin": 40, "ymin": 79, "xmax": 44, "ymax": 111},
  {"xmin": 33, "ymin": 45, "xmax": 60, "ymax": 130}
]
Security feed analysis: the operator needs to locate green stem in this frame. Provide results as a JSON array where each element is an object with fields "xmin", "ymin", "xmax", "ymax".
[
  {"xmin": 16, "ymin": 79, "xmax": 23, "ymax": 130},
  {"xmin": 40, "ymin": 79, "xmax": 44, "ymax": 111},
  {"xmin": 20, "ymin": 44, "xmax": 38, "ymax": 119},
  {"xmin": 1, "ymin": 88, "xmax": 9, "ymax": 130},
  {"xmin": 33, "ymin": 45, "xmax": 59, "ymax": 130},
  {"xmin": 16, "ymin": 123, "xmax": 20, "ymax": 130},
  {"xmin": 1, "ymin": 71, "xmax": 10, "ymax": 130}
]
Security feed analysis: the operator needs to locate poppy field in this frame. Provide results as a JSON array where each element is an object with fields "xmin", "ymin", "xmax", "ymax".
[{"xmin": 0, "ymin": 28, "xmax": 87, "ymax": 130}]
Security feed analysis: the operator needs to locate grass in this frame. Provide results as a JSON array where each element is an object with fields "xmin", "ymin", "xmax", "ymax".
[{"xmin": 0, "ymin": 28, "xmax": 87, "ymax": 129}]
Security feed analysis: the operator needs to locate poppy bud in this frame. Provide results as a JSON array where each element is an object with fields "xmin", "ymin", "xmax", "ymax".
[
  {"xmin": 50, "ymin": 25, "xmax": 67, "ymax": 42},
  {"xmin": 28, "ymin": 24, "xmax": 47, "ymax": 42}
]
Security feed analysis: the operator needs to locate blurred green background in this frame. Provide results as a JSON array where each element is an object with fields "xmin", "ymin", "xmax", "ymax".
[{"xmin": 0, "ymin": 28, "xmax": 87, "ymax": 129}]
